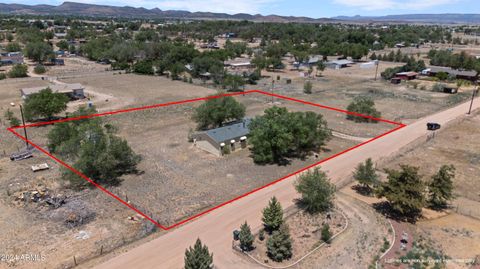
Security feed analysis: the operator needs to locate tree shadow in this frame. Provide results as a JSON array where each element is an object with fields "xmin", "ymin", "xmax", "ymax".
[
  {"xmin": 372, "ymin": 201, "xmax": 419, "ymax": 224},
  {"xmin": 351, "ymin": 184, "xmax": 373, "ymax": 196}
]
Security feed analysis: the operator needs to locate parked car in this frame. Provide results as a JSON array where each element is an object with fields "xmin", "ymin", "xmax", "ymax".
[{"xmin": 427, "ymin": 122, "xmax": 441, "ymax": 130}]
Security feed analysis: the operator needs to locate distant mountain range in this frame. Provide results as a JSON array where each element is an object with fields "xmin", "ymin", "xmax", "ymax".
[
  {"xmin": 333, "ymin": 14, "xmax": 480, "ymax": 24},
  {"xmin": 0, "ymin": 2, "xmax": 479, "ymax": 24}
]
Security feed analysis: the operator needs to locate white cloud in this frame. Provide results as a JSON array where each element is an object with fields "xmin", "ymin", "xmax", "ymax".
[{"xmin": 334, "ymin": 0, "xmax": 457, "ymax": 11}]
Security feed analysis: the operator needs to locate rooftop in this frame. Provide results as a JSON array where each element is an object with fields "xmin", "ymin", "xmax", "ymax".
[
  {"xmin": 203, "ymin": 118, "xmax": 251, "ymax": 143},
  {"xmin": 21, "ymin": 83, "xmax": 84, "ymax": 96},
  {"xmin": 428, "ymin": 66, "xmax": 478, "ymax": 77},
  {"xmin": 328, "ymin": 59, "xmax": 354, "ymax": 65}
]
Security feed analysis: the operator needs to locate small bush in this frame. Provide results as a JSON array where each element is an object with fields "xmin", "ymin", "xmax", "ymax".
[
  {"xmin": 303, "ymin": 81, "xmax": 313, "ymax": 94},
  {"xmin": 259, "ymin": 229, "xmax": 265, "ymax": 241},
  {"xmin": 222, "ymin": 145, "xmax": 231, "ymax": 155},
  {"xmin": 33, "ymin": 65, "xmax": 46, "ymax": 74},
  {"xmin": 432, "ymin": 83, "xmax": 446, "ymax": 92},
  {"xmin": 321, "ymin": 223, "xmax": 332, "ymax": 243},
  {"xmin": 0, "ymin": 73, "xmax": 6, "ymax": 80},
  {"xmin": 8, "ymin": 64, "xmax": 28, "ymax": 78}
]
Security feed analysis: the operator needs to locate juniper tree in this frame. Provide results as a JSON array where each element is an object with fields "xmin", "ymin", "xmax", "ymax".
[
  {"xmin": 266, "ymin": 224, "xmax": 292, "ymax": 262},
  {"xmin": 353, "ymin": 158, "xmax": 379, "ymax": 194},
  {"xmin": 321, "ymin": 223, "xmax": 332, "ymax": 243},
  {"xmin": 377, "ymin": 165, "xmax": 425, "ymax": 222},
  {"xmin": 184, "ymin": 238, "xmax": 213, "ymax": 269},
  {"xmin": 192, "ymin": 96, "xmax": 246, "ymax": 130},
  {"xmin": 239, "ymin": 222, "xmax": 254, "ymax": 251},
  {"xmin": 346, "ymin": 96, "xmax": 381, "ymax": 123},
  {"xmin": 295, "ymin": 168, "xmax": 336, "ymax": 214},
  {"xmin": 262, "ymin": 196, "xmax": 283, "ymax": 233},
  {"xmin": 428, "ymin": 165, "xmax": 455, "ymax": 209}
]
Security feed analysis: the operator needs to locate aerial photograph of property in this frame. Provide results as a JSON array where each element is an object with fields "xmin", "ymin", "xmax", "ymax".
[{"xmin": 0, "ymin": 0, "xmax": 479, "ymax": 268}]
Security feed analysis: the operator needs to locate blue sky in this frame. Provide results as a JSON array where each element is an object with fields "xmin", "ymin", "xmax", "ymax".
[{"xmin": 2, "ymin": 0, "xmax": 479, "ymax": 17}]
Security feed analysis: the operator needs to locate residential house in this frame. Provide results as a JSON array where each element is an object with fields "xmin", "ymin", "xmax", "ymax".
[
  {"xmin": 20, "ymin": 83, "xmax": 85, "ymax": 100},
  {"xmin": 191, "ymin": 118, "xmax": 251, "ymax": 156}
]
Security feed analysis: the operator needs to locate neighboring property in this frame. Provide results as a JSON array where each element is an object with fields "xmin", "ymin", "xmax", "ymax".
[
  {"xmin": 191, "ymin": 118, "xmax": 251, "ymax": 156},
  {"xmin": 423, "ymin": 66, "xmax": 479, "ymax": 81},
  {"xmin": 395, "ymin": 71, "xmax": 418, "ymax": 80},
  {"xmin": 0, "ymin": 52, "xmax": 24, "ymax": 65},
  {"xmin": 20, "ymin": 83, "xmax": 85, "ymax": 100},
  {"xmin": 325, "ymin": 59, "xmax": 354, "ymax": 69},
  {"xmin": 224, "ymin": 58, "xmax": 253, "ymax": 69}
]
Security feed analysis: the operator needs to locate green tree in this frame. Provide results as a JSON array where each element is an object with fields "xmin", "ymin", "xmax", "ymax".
[
  {"xmin": 24, "ymin": 41, "xmax": 53, "ymax": 63},
  {"xmin": 428, "ymin": 165, "xmax": 455, "ymax": 209},
  {"xmin": 49, "ymin": 106, "xmax": 141, "ymax": 188},
  {"xmin": 377, "ymin": 165, "xmax": 425, "ymax": 222},
  {"xmin": 223, "ymin": 74, "xmax": 245, "ymax": 92},
  {"xmin": 346, "ymin": 96, "xmax": 381, "ymax": 123},
  {"xmin": 321, "ymin": 223, "xmax": 332, "ymax": 243},
  {"xmin": 57, "ymin": 40, "xmax": 69, "ymax": 51},
  {"xmin": 249, "ymin": 107, "xmax": 331, "ymax": 164},
  {"xmin": 262, "ymin": 196, "xmax": 284, "ymax": 233},
  {"xmin": 8, "ymin": 64, "xmax": 28, "ymax": 78},
  {"xmin": 353, "ymin": 158, "xmax": 379, "ymax": 194},
  {"xmin": 303, "ymin": 80, "xmax": 312, "ymax": 94},
  {"xmin": 239, "ymin": 222, "xmax": 254, "ymax": 251},
  {"xmin": 295, "ymin": 168, "xmax": 335, "ymax": 214},
  {"xmin": 192, "ymin": 96, "xmax": 246, "ymax": 130},
  {"xmin": 24, "ymin": 88, "xmax": 69, "ymax": 120},
  {"xmin": 266, "ymin": 225, "xmax": 293, "ymax": 262},
  {"xmin": 33, "ymin": 65, "xmax": 46, "ymax": 74},
  {"xmin": 5, "ymin": 42, "xmax": 21, "ymax": 52},
  {"xmin": 316, "ymin": 61, "xmax": 326, "ymax": 76},
  {"xmin": 184, "ymin": 238, "xmax": 213, "ymax": 269},
  {"xmin": 133, "ymin": 60, "xmax": 154, "ymax": 75}
]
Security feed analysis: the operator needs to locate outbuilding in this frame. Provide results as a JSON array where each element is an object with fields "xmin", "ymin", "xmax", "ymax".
[
  {"xmin": 20, "ymin": 83, "xmax": 85, "ymax": 100},
  {"xmin": 395, "ymin": 71, "xmax": 418, "ymax": 80},
  {"xmin": 192, "ymin": 118, "xmax": 251, "ymax": 156},
  {"xmin": 325, "ymin": 59, "xmax": 353, "ymax": 70}
]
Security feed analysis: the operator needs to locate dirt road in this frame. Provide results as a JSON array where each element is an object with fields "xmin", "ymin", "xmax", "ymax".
[{"xmin": 93, "ymin": 98, "xmax": 479, "ymax": 269}]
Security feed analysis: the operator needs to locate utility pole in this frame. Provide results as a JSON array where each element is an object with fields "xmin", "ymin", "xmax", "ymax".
[
  {"xmin": 19, "ymin": 105, "xmax": 29, "ymax": 148},
  {"xmin": 271, "ymin": 79, "xmax": 275, "ymax": 103},
  {"xmin": 374, "ymin": 60, "xmax": 379, "ymax": 81},
  {"xmin": 467, "ymin": 84, "xmax": 478, "ymax": 115}
]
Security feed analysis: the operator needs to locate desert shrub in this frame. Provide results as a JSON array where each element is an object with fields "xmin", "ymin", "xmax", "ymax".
[
  {"xmin": 8, "ymin": 64, "xmax": 28, "ymax": 78},
  {"xmin": 303, "ymin": 80, "xmax": 312, "ymax": 94},
  {"xmin": 346, "ymin": 96, "xmax": 381, "ymax": 123},
  {"xmin": 432, "ymin": 83, "xmax": 446, "ymax": 92},
  {"xmin": 33, "ymin": 64, "xmax": 46, "ymax": 74}
]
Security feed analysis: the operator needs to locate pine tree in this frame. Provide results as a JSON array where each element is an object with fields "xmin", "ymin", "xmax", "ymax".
[
  {"xmin": 266, "ymin": 225, "xmax": 292, "ymax": 262},
  {"xmin": 262, "ymin": 197, "xmax": 284, "ymax": 233},
  {"xmin": 321, "ymin": 223, "xmax": 332, "ymax": 243},
  {"xmin": 377, "ymin": 165, "xmax": 425, "ymax": 222},
  {"xmin": 239, "ymin": 222, "xmax": 254, "ymax": 251},
  {"xmin": 428, "ymin": 165, "xmax": 455, "ymax": 209},
  {"xmin": 353, "ymin": 158, "xmax": 379, "ymax": 194},
  {"xmin": 184, "ymin": 238, "xmax": 213, "ymax": 269}
]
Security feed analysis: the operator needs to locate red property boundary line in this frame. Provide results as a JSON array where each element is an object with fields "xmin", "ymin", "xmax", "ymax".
[{"xmin": 7, "ymin": 90, "xmax": 406, "ymax": 231}]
